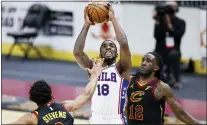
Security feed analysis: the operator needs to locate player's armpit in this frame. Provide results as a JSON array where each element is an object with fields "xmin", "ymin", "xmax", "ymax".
[
  {"xmin": 118, "ymin": 68, "xmax": 131, "ymax": 80},
  {"xmin": 10, "ymin": 113, "xmax": 36, "ymax": 124},
  {"xmin": 160, "ymin": 83, "xmax": 200, "ymax": 124},
  {"xmin": 117, "ymin": 42, "xmax": 132, "ymax": 76}
]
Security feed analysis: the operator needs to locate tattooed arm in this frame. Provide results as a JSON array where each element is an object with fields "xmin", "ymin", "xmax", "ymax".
[{"xmin": 154, "ymin": 82, "xmax": 200, "ymax": 124}]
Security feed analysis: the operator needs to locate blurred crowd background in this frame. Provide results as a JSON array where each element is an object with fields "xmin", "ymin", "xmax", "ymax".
[{"xmin": 1, "ymin": 1, "xmax": 206, "ymax": 124}]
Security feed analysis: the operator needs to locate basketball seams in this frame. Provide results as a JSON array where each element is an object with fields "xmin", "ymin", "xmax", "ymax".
[
  {"xmin": 93, "ymin": 3, "xmax": 109, "ymax": 16},
  {"xmin": 87, "ymin": 3, "xmax": 109, "ymax": 23},
  {"xmin": 94, "ymin": 6, "xmax": 101, "ymax": 23},
  {"xmin": 91, "ymin": 4, "xmax": 102, "ymax": 23},
  {"xmin": 87, "ymin": 4, "xmax": 96, "ymax": 22},
  {"xmin": 91, "ymin": 7, "xmax": 96, "ymax": 22}
]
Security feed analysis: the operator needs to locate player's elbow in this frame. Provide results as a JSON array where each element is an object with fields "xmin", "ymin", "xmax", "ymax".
[
  {"xmin": 73, "ymin": 50, "xmax": 84, "ymax": 60},
  {"xmin": 73, "ymin": 49, "xmax": 81, "ymax": 57}
]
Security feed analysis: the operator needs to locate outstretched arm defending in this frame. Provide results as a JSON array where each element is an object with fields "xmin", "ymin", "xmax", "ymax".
[
  {"xmin": 154, "ymin": 82, "xmax": 200, "ymax": 124},
  {"xmin": 62, "ymin": 57, "xmax": 107, "ymax": 112},
  {"xmin": 9, "ymin": 113, "xmax": 37, "ymax": 124}
]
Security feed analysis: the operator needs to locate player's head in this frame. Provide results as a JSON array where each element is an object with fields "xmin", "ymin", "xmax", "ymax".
[
  {"xmin": 100, "ymin": 40, "xmax": 118, "ymax": 65},
  {"xmin": 135, "ymin": 52, "xmax": 167, "ymax": 82},
  {"xmin": 29, "ymin": 80, "xmax": 53, "ymax": 106}
]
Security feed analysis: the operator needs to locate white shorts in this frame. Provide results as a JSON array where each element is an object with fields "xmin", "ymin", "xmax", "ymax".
[{"xmin": 89, "ymin": 114, "xmax": 127, "ymax": 124}]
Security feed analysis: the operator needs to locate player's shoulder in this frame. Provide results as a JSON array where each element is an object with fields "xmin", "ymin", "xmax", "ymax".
[
  {"xmin": 157, "ymin": 81, "xmax": 173, "ymax": 97},
  {"xmin": 159, "ymin": 81, "xmax": 171, "ymax": 89}
]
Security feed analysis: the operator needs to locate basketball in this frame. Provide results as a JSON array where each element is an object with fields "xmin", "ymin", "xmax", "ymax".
[{"xmin": 87, "ymin": 2, "xmax": 109, "ymax": 23}]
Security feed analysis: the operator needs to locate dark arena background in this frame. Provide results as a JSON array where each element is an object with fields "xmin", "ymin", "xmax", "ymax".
[{"xmin": 1, "ymin": 1, "xmax": 207, "ymax": 124}]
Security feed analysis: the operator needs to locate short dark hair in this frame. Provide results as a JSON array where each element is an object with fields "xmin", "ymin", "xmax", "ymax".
[
  {"xmin": 100, "ymin": 40, "xmax": 117, "ymax": 53},
  {"xmin": 29, "ymin": 80, "xmax": 52, "ymax": 105},
  {"xmin": 133, "ymin": 52, "xmax": 167, "ymax": 83},
  {"xmin": 148, "ymin": 52, "xmax": 167, "ymax": 83}
]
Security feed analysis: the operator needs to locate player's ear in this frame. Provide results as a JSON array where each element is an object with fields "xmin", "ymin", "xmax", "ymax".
[
  {"xmin": 99, "ymin": 54, "xmax": 102, "ymax": 58},
  {"xmin": 154, "ymin": 66, "xmax": 159, "ymax": 71},
  {"xmin": 51, "ymin": 94, "xmax": 54, "ymax": 100}
]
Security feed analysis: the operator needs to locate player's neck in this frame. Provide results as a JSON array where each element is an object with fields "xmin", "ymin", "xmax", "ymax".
[
  {"xmin": 139, "ymin": 75, "xmax": 155, "ymax": 85},
  {"xmin": 103, "ymin": 61, "xmax": 116, "ymax": 67}
]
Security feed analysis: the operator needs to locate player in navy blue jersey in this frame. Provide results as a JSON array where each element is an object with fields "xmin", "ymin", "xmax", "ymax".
[
  {"xmin": 124, "ymin": 52, "xmax": 200, "ymax": 125},
  {"xmin": 10, "ymin": 57, "xmax": 107, "ymax": 125}
]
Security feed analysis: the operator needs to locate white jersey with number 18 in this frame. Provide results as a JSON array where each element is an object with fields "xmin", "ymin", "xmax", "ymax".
[{"xmin": 90, "ymin": 63, "xmax": 129, "ymax": 124}]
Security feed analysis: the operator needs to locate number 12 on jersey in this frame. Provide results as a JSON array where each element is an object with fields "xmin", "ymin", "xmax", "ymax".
[
  {"xmin": 129, "ymin": 104, "xmax": 144, "ymax": 120},
  {"xmin": 97, "ymin": 84, "xmax": 109, "ymax": 96}
]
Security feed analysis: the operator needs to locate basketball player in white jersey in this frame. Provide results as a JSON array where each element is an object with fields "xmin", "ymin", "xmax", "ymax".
[{"xmin": 73, "ymin": 4, "xmax": 131, "ymax": 124}]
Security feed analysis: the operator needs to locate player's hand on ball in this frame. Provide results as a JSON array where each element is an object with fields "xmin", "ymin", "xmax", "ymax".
[
  {"xmin": 85, "ymin": 57, "xmax": 107, "ymax": 76},
  {"xmin": 108, "ymin": 3, "xmax": 115, "ymax": 21},
  {"xmin": 84, "ymin": 6, "xmax": 94, "ymax": 25}
]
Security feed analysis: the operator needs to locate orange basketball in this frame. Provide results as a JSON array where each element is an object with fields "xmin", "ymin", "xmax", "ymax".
[{"xmin": 87, "ymin": 2, "xmax": 109, "ymax": 23}]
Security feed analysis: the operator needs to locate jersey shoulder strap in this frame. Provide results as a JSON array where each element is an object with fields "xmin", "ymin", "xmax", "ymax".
[{"xmin": 128, "ymin": 76, "xmax": 137, "ymax": 87}]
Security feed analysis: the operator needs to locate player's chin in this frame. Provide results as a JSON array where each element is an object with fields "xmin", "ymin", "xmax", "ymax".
[
  {"xmin": 104, "ymin": 55, "xmax": 113, "ymax": 59},
  {"xmin": 104, "ymin": 56, "xmax": 111, "ymax": 59},
  {"xmin": 139, "ymin": 70, "xmax": 150, "ymax": 75},
  {"xmin": 104, "ymin": 56, "xmax": 115, "ymax": 62}
]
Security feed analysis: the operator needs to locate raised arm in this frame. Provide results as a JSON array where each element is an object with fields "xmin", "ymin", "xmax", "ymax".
[
  {"xmin": 62, "ymin": 58, "xmax": 106, "ymax": 112},
  {"xmin": 73, "ymin": 7, "xmax": 94, "ymax": 69},
  {"xmin": 108, "ymin": 4, "xmax": 132, "ymax": 80},
  {"xmin": 154, "ymin": 82, "xmax": 200, "ymax": 124}
]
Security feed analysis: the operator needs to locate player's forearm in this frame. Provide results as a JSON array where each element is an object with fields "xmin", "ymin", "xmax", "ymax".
[
  {"xmin": 73, "ymin": 23, "xmax": 90, "ymax": 55},
  {"xmin": 72, "ymin": 75, "xmax": 99, "ymax": 111},
  {"xmin": 167, "ymin": 97, "xmax": 200, "ymax": 124},
  {"xmin": 71, "ymin": 95, "xmax": 89, "ymax": 112},
  {"xmin": 111, "ymin": 18, "xmax": 128, "ymax": 45},
  {"xmin": 175, "ymin": 109, "xmax": 200, "ymax": 124},
  {"xmin": 84, "ymin": 74, "xmax": 99, "ymax": 98}
]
